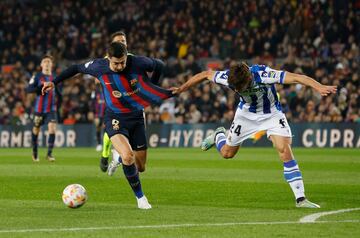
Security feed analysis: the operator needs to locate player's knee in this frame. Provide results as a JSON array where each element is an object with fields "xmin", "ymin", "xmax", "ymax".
[
  {"xmin": 121, "ymin": 151, "xmax": 135, "ymax": 164},
  {"xmin": 32, "ymin": 127, "xmax": 40, "ymax": 134}
]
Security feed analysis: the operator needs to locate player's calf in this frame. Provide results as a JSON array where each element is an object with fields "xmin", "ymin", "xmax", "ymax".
[{"xmin": 134, "ymin": 150, "xmax": 147, "ymax": 172}]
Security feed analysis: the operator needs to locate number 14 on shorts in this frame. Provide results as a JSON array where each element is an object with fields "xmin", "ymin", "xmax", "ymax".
[{"xmin": 230, "ymin": 122, "xmax": 241, "ymax": 136}]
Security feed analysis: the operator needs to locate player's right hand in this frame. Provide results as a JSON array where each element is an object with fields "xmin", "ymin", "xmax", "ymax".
[
  {"xmin": 315, "ymin": 85, "xmax": 337, "ymax": 96},
  {"xmin": 42, "ymin": 82, "xmax": 55, "ymax": 95}
]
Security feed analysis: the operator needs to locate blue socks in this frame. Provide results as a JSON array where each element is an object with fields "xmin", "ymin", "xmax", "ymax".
[
  {"xmin": 215, "ymin": 132, "xmax": 226, "ymax": 152},
  {"xmin": 47, "ymin": 133, "xmax": 55, "ymax": 156},
  {"xmin": 283, "ymin": 159, "xmax": 305, "ymax": 199},
  {"xmin": 122, "ymin": 163, "xmax": 144, "ymax": 198},
  {"xmin": 31, "ymin": 132, "xmax": 38, "ymax": 157}
]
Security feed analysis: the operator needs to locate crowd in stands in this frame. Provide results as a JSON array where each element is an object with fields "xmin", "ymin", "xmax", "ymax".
[{"xmin": 0, "ymin": 0, "xmax": 359, "ymax": 126}]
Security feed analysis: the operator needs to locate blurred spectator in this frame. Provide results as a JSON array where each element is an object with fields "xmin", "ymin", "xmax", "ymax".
[{"xmin": 0, "ymin": 0, "xmax": 359, "ymax": 125}]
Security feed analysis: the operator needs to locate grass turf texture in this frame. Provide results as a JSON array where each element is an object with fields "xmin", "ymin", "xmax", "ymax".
[{"xmin": 0, "ymin": 148, "xmax": 359, "ymax": 237}]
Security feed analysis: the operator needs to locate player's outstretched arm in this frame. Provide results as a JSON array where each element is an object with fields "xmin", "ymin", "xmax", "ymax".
[
  {"xmin": 42, "ymin": 65, "xmax": 82, "ymax": 95},
  {"xmin": 172, "ymin": 70, "xmax": 215, "ymax": 94},
  {"xmin": 284, "ymin": 72, "xmax": 337, "ymax": 96}
]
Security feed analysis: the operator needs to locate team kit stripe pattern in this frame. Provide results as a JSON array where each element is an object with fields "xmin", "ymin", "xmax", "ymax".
[
  {"xmin": 35, "ymin": 75, "xmax": 56, "ymax": 113},
  {"xmin": 95, "ymin": 89, "xmax": 105, "ymax": 117},
  {"xmin": 283, "ymin": 160, "xmax": 302, "ymax": 183},
  {"xmin": 100, "ymin": 73, "xmax": 173, "ymax": 113}
]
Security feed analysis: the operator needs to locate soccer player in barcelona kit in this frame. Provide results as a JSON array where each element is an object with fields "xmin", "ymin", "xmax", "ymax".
[
  {"xmin": 100, "ymin": 31, "xmax": 164, "ymax": 176},
  {"xmin": 42, "ymin": 42, "xmax": 173, "ymax": 209},
  {"xmin": 172, "ymin": 62, "xmax": 337, "ymax": 208},
  {"xmin": 98, "ymin": 31, "xmax": 129, "ymax": 171},
  {"xmin": 27, "ymin": 55, "xmax": 60, "ymax": 162}
]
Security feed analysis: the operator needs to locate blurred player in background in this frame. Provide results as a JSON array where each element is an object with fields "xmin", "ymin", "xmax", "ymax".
[
  {"xmin": 173, "ymin": 62, "xmax": 337, "ymax": 208},
  {"xmin": 27, "ymin": 55, "xmax": 60, "ymax": 162},
  {"xmin": 42, "ymin": 42, "xmax": 172, "ymax": 209},
  {"xmin": 92, "ymin": 79, "xmax": 106, "ymax": 152}
]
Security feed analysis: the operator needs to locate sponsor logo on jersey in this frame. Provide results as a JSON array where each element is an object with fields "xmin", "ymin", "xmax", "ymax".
[
  {"xmin": 242, "ymin": 86, "xmax": 267, "ymax": 95},
  {"xmin": 123, "ymin": 88, "xmax": 140, "ymax": 96},
  {"xmin": 112, "ymin": 88, "xmax": 141, "ymax": 98}
]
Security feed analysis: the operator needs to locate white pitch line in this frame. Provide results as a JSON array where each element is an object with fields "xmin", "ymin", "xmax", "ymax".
[
  {"xmin": 299, "ymin": 208, "xmax": 360, "ymax": 223},
  {"xmin": 0, "ymin": 220, "xmax": 359, "ymax": 234}
]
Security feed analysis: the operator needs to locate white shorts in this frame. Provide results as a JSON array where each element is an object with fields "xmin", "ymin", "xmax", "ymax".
[{"xmin": 226, "ymin": 109, "xmax": 292, "ymax": 146}]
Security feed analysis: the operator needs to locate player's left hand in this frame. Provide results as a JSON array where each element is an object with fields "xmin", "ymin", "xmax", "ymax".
[
  {"xmin": 170, "ymin": 87, "xmax": 181, "ymax": 94},
  {"xmin": 315, "ymin": 85, "xmax": 337, "ymax": 96},
  {"xmin": 42, "ymin": 82, "xmax": 55, "ymax": 95}
]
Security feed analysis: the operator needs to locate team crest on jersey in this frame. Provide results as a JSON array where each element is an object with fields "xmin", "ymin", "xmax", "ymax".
[
  {"xmin": 262, "ymin": 71, "xmax": 276, "ymax": 78},
  {"xmin": 112, "ymin": 91, "xmax": 122, "ymax": 98},
  {"xmin": 130, "ymin": 79, "xmax": 138, "ymax": 87},
  {"xmin": 112, "ymin": 119, "xmax": 120, "ymax": 130}
]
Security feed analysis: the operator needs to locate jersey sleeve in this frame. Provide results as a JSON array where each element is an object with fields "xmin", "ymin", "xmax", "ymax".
[
  {"xmin": 211, "ymin": 70, "xmax": 230, "ymax": 86},
  {"xmin": 77, "ymin": 59, "xmax": 101, "ymax": 77},
  {"xmin": 253, "ymin": 66, "xmax": 286, "ymax": 84},
  {"xmin": 28, "ymin": 74, "xmax": 38, "ymax": 87},
  {"xmin": 135, "ymin": 56, "xmax": 157, "ymax": 72},
  {"xmin": 26, "ymin": 74, "xmax": 41, "ymax": 94}
]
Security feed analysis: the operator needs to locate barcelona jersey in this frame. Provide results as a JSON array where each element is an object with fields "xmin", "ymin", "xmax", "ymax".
[
  {"xmin": 28, "ymin": 72, "xmax": 57, "ymax": 113},
  {"xmin": 77, "ymin": 55, "xmax": 173, "ymax": 114}
]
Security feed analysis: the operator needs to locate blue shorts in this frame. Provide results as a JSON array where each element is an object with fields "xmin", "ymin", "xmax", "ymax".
[
  {"xmin": 104, "ymin": 110, "xmax": 147, "ymax": 151},
  {"xmin": 33, "ymin": 112, "xmax": 57, "ymax": 127}
]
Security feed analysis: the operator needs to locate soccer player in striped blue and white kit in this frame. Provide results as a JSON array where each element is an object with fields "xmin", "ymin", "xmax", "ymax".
[
  {"xmin": 27, "ymin": 55, "xmax": 59, "ymax": 162},
  {"xmin": 173, "ymin": 62, "xmax": 337, "ymax": 208},
  {"xmin": 42, "ymin": 42, "xmax": 173, "ymax": 209}
]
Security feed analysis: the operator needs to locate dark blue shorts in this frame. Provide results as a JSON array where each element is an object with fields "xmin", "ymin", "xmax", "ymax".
[
  {"xmin": 104, "ymin": 110, "xmax": 147, "ymax": 151},
  {"xmin": 33, "ymin": 112, "xmax": 57, "ymax": 127}
]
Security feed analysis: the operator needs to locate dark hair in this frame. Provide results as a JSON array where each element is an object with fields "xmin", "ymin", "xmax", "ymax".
[
  {"xmin": 110, "ymin": 31, "xmax": 126, "ymax": 42},
  {"xmin": 42, "ymin": 54, "xmax": 53, "ymax": 61},
  {"xmin": 107, "ymin": 42, "xmax": 127, "ymax": 58},
  {"xmin": 228, "ymin": 62, "xmax": 251, "ymax": 92}
]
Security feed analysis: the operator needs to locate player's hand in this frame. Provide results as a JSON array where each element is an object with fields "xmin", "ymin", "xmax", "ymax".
[
  {"xmin": 170, "ymin": 87, "xmax": 181, "ymax": 94},
  {"xmin": 42, "ymin": 82, "xmax": 55, "ymax": 95},
  {"xmin": 315, "ymin": 85, "xmax": 337, "ymax": 96}
]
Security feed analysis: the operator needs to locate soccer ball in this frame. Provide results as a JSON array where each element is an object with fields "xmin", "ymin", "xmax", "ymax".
[{"xmin": 62, "ymin": 184, "xmax": 88, "ymax": 208}]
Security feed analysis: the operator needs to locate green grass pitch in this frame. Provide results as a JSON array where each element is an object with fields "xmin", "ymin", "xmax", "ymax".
[{"xmin": 0, "ymin": 147, "xmax": 359, "ymax": 237}]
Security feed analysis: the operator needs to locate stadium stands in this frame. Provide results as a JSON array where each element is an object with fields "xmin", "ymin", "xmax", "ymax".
[{"xmin": 0, "ymin": 0, "xmax": 359, "ymax": 125}]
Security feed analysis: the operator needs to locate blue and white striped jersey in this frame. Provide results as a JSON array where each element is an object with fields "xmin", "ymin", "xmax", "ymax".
[{"xmin": 212, "ymin": 64, "xmax": 285, "ymax": 114}]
